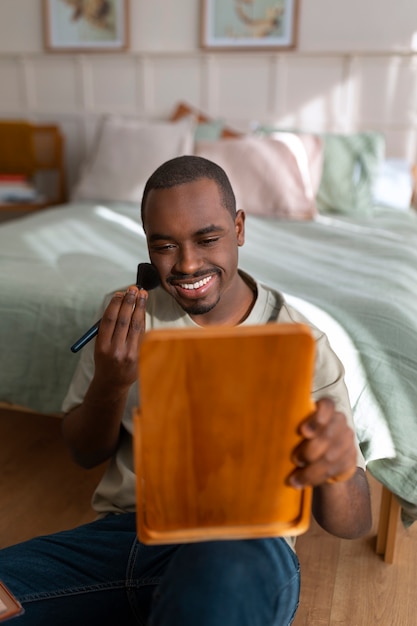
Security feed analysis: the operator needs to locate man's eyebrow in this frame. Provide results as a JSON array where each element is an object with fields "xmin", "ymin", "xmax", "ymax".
[
  {"xmin": 148, "ymin": 224, "xmax": 225, "ymax": 242},
  {"xmin": 195, "ymin": 224, "xmax": 225, "ymax": 236}
]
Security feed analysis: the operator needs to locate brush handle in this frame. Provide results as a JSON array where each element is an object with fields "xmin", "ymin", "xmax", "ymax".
[
  {"xmin": 70, "ymin": 263, "xmax": 159, "ymax": 353},
  {"xmin": 70, "ymin": 320, "xmax": 101, "ymax": 353}
]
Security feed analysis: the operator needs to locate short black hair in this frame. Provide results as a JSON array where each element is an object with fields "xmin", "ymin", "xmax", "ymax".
[{"xmin": 140, "ymin": 155, "xmax": 236, "ymax": 226}]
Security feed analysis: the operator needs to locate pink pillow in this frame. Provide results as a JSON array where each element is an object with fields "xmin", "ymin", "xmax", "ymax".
[{"xmin": 195, "ymin": 134, "xmax": 323, "ymax": 220}]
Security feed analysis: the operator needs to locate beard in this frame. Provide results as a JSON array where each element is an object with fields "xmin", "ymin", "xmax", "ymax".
[{"xmin": 180, "ymin": 294, "xmax": 220, "ymax": 317}]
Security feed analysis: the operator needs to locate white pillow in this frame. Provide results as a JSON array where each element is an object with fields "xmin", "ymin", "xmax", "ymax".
[
  {"xmin": 372, "ymin": 158, "xmax": 413, "ymax": 210},
  {"xmin": 72, "ymin": 115, "xmax": 195, "ymax": 203}
]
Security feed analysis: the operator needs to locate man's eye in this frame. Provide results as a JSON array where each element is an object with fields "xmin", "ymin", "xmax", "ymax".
[
  {"xmin": 200, "ymin": 238, "xmax": 219, "ymax": 246},
  {"xmin": 152, "ymin": 243, "xmax": 176, "ymax": 252}
]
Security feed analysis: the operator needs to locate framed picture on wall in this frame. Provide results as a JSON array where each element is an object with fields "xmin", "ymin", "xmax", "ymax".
[
  {"xmin": 200, "ymin": 0, "xmax": 299, "ymax": 51},
  {"xmin": 43, "ymin": 0, "xmax": 129, "ymax": 52}
]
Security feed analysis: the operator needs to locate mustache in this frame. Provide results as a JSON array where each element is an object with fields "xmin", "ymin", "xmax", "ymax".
[{"xmin": 167, "ymin": 269, "xmax": 220, "ymax": 285}]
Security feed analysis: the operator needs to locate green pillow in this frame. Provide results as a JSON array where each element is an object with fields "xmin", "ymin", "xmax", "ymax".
[
  {"xmin": 316, "ymin": 132, "xmax": 385, "ymax": 216},
  {"xmin": 194, "ymin": 120, "xmax": 224, "ymax": 141}
]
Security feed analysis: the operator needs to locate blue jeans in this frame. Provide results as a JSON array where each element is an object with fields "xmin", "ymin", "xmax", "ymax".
[{"xmin": 1, "ymin": 513, "xmax": 300, "ymax": 625}]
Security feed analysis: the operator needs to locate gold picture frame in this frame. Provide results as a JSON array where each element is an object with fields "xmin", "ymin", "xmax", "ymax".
[
  {"xmin": 43, "ymin": 0, "xmax": 129, "ymax": 53},
  {"xmin": 200, "ymin": 0, "xmax": 299, "ymax": 51}
]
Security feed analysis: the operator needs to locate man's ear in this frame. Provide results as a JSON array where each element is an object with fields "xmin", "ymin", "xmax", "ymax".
[{"xmin": 235, "ymin": 210, "xmax": 246, "ymax": 246}]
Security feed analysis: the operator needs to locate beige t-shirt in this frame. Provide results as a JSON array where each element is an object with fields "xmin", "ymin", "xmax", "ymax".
[{"xmin": 62, "ymin": 272, "xmax": 365, "ymax": 545}]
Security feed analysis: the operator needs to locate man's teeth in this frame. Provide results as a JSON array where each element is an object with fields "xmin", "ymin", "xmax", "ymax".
[{"xmin": 182, "ymin": 276, "xmax": 213, "ymax": 290}]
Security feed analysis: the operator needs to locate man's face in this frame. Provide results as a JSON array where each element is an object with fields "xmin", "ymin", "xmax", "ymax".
[{"xmin": 143, "ymin": 178, "xmax": 245, "ymax": 326}]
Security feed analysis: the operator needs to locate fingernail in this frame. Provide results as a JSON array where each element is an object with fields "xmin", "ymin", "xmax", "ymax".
[
  {"xmin": 291, "ymin": 455, "xmax": 306, "ymax": 468},
  {"xmin": 301, "ymin": 423, "xmax": 316, "ymax": 439},
  {"xmin": 288, "ymin": 476, "xmax": 303, "ymax": 490}
]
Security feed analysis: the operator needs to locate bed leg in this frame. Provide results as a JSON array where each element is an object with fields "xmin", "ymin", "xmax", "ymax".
[{"xmin": 376, "ymin": 485, "xmax": 400, "ymax": 564}]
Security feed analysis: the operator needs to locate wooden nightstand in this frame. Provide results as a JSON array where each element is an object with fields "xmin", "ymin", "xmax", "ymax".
[{"xmin": 0, "ymin": 121, "xmax": 66, "ymax": 213}]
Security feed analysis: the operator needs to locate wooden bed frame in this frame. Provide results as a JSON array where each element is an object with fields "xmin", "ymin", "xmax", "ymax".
[{"xmin": 376, "ymin": 485, "xmax": 401, "ymax": 563}]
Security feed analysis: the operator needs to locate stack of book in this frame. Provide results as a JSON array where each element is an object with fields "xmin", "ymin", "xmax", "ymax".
[{"xmin": 0, "ymin": 174, "xmax": 40, "ymax": 204}]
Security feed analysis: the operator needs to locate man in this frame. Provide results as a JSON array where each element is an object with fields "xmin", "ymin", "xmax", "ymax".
[{"xmin": 1, "ymin": 156, "xmax": 372, "ymax": 625}]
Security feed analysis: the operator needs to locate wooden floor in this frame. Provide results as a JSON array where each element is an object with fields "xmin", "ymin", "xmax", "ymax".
[
  {"xmin": 0, "ymin": 408, "xmax": 104, "ymax": 547},
  {"xmin": 1, "ymin": 408, "xmax": 416, "ymax": 624}
]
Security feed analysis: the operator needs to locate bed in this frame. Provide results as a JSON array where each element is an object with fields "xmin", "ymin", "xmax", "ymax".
[{"xmin": 1, "ymin": 107, "xmax": 416, "ymax": 561}]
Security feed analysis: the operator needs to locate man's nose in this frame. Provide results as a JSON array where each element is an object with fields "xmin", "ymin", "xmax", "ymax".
[{"xmin": 174, "ymin": 245, "xmax": 202, "ymax": 275}]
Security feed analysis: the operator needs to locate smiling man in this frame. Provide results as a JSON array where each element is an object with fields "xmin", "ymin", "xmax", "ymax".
[{"xmin": 1, "ymin": 155, "xmax": 372, "ymax": 626}]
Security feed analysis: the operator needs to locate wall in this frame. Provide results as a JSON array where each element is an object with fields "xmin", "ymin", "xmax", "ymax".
[{"xmin": 1, "ymin": 0, "xmax": 417, "ymax": 191}]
